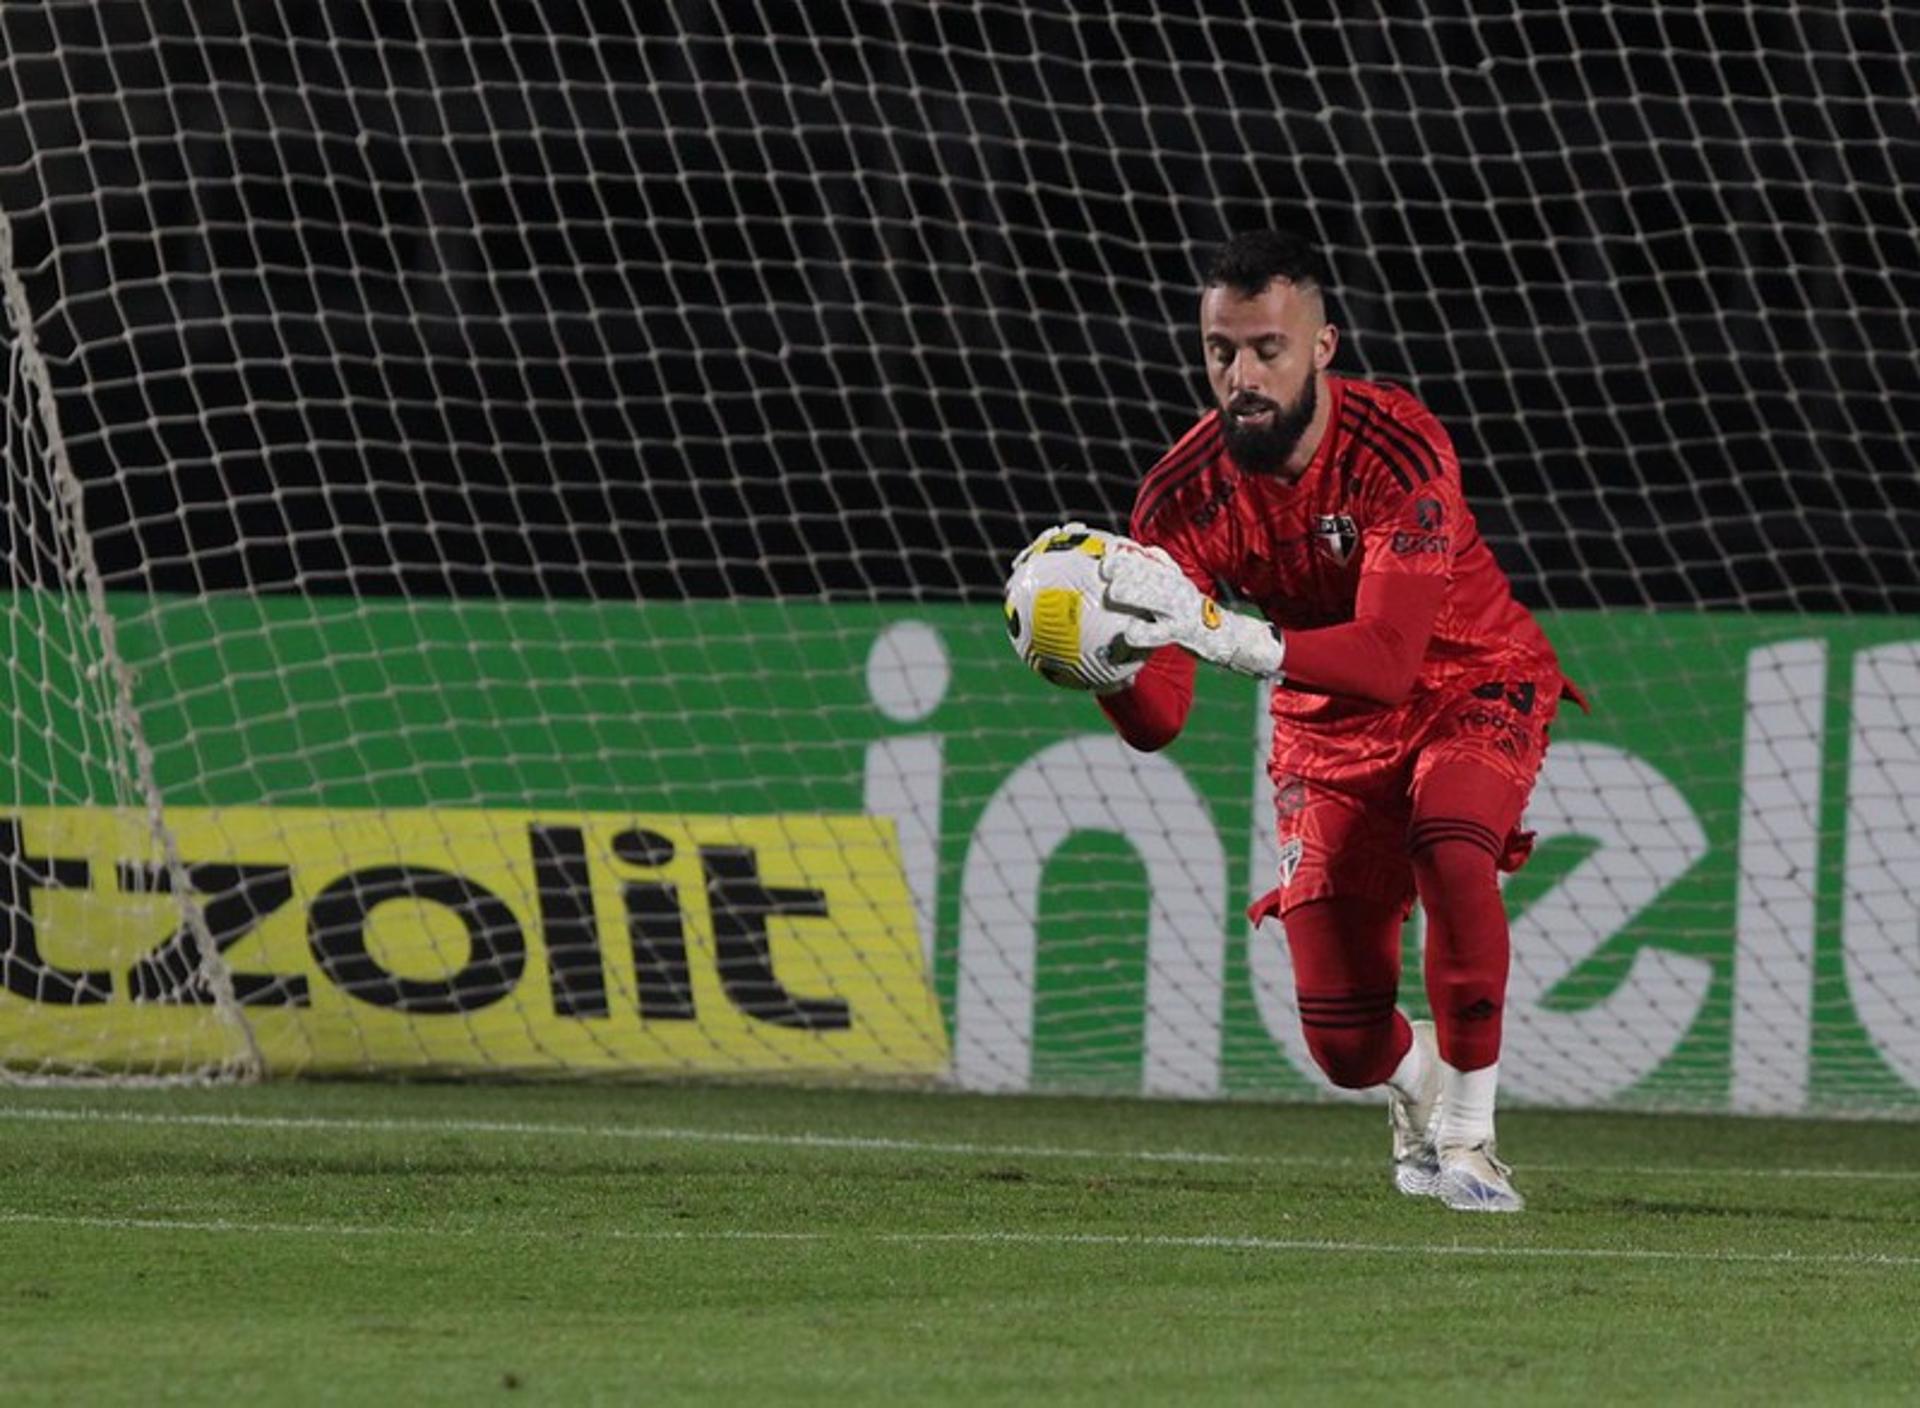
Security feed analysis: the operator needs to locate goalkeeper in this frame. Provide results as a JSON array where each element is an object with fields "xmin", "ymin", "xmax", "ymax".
[{"xmin": 1087, "ymin": 228, "xmax": 1582, "ymax": 1213}]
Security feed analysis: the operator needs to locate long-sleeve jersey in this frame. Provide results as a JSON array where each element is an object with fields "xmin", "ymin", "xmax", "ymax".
[{"xmin": 1100, "ymin": 374, "xmax": 1570, "ymax": 777}]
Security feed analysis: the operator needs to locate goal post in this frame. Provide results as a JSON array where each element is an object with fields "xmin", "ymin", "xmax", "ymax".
[{"xmin": 3, "ymin": 3, "xmax": 1917, "ymax": 1112}]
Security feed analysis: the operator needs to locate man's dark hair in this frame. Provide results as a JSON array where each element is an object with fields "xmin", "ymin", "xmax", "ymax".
[{"xmin": 1204, "ymin": 229, "xmax": 1330, "ymax": 299}]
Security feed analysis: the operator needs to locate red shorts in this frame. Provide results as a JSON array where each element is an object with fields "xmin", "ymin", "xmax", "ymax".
[{"xmin": 1248, "ymin": 670, "xmax": 1568, "ymax": 924}]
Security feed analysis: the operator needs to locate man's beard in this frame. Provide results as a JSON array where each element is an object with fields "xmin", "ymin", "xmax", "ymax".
[{"xmin": 1221, "ymin": 373, "xmax": 1318, "ymax": 477}]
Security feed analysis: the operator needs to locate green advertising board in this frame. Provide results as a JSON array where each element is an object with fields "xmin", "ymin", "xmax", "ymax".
[{"xmin": 4, "ymin": 592, "xmax": 1918, "ymax": 1114}]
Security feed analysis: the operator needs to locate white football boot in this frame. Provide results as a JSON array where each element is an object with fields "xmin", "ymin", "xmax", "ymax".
[
  {"xmin": 1388, "ymin": 1019, "xmax": 1443, "ymax": 1197},
  {"xmin": 1437, "ymin": 1140, "xmax": 1525, "ymax": 1213}
]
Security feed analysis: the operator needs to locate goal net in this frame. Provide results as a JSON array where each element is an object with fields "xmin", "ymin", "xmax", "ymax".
[{"xmin": 3, "ymin": 3, "xmax": 1916, "ymax": 1111}]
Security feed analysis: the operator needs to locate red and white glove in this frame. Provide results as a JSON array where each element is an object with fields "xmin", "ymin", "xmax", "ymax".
[{"xmin": 1099, "ymin": 544, "xmax": 1286, "ymax": 680}]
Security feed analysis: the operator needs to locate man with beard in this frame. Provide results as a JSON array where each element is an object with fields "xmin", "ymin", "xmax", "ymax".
[{"xmin": 1087, "ymin": 228, "xmax": 1581, "ymax": 1212}]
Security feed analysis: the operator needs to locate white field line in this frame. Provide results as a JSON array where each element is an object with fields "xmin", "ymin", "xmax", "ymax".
[
  {"xmin": 0, "ymin": 1104, "xmax": 1264, "ymax": 1166},
  {"xmin": 1, "ymin": 1103, "xmax": 1916, "ymax": 1184},
  {"xmin": 1, "ymin": 1210, "xmax": 1917, "ymax": 1269}
]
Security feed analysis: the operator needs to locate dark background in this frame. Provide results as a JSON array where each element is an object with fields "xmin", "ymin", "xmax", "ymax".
[{"xmin": 3, "ymin": 0, "xmax": 1916, "ymax": 611}]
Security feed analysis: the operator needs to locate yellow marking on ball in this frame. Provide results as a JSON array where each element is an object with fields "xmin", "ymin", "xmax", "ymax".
[{"xmin": 1028, "ymin": 587, "xmax": 1084, "ymax": 668}]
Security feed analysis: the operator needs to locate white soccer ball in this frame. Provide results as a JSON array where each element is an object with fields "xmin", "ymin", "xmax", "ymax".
[{"xmin": 1003, "ymin": 527, "xmax": 1149, "ymax": 694}]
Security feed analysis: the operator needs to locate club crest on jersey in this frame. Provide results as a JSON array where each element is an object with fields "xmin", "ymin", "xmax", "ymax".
[{"xmin": 1312, "ymin": 513, "xmax": 1358, "ymax": 564}]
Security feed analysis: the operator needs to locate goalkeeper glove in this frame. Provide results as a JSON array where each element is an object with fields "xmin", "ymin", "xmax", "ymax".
[{"xmin": 1099, "ymin": 544, "xmax": 1286, "ymax": 680}]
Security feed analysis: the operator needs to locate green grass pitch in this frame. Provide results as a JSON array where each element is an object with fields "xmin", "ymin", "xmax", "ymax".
[{"xmin": 2, "ymin": 1081, "xmax": 1918, "ymax": 1405}]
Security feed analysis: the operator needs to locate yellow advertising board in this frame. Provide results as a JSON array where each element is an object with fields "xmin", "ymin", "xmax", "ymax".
[{"xmin": 0, "ymin": 807, "xmax": 948, "ymax": 1077}]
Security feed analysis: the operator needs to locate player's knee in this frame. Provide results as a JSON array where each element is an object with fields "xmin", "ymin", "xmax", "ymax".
[
  {"xmin": 1409, "ymin": 834, "xmax": 1498, "ymax": 913},
  {"xmin": 1297, "ymin": 994, "xmax": 1401, "ymax": 1089}
]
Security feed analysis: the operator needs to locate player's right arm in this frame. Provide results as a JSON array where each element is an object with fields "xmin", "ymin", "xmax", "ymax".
[
  {"xmin": 1095, "ymin": 506, "xmax": 1212, "ymax": 752},
  {"xmin": 1097, "ymin": 630, "xmax": 1195, "ymax": 751}
]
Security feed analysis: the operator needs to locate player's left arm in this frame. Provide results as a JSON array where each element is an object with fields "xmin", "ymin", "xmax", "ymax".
[
  {"xmin": 1276, "ymin": 571, "xmax": 1445, "ymax": 708},
  {"xmin": 1279, "ymin": 409, "xmax": 1464, "ymax": 707}
]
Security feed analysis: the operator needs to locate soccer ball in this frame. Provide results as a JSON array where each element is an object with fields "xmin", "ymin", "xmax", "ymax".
[{"xmin": 1003, "ymin": 527, "xmax": 1149, "ymax": 693}]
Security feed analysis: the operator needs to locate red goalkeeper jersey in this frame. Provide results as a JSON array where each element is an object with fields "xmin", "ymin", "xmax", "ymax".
[{"xmin": 1103, "ymin": 374, "xmax": 1569, "ymax": 781}]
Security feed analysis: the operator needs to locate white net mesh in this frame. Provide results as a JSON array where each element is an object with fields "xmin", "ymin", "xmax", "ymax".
[{"xmin": 2, "ymin": 2, "xmax": 1916, "ymax": 1109}]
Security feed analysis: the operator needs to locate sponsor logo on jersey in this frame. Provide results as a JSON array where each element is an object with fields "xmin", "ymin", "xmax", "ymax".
[
  {"xmin": 1189, "ymin": 475, "xmax": 1240, "ymax": 529},
  {"xmin": 1390, "ymin": 530, "xmax": 1450, "ymax": 555},
  {"xmin": 1471, "ymin": 679, "xmax": 1539, "ymax": 715}
]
